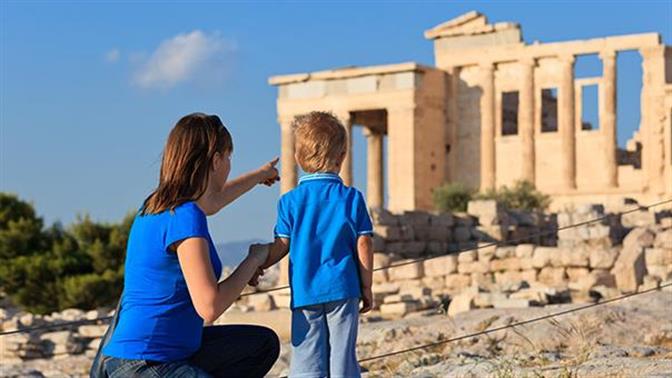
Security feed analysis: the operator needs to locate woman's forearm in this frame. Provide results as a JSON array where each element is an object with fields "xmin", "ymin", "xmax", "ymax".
[
  {"xmin": 213, "ymin": 170, "xmax": 263, "ymax": 211},
  {"xmin": 212, "ymin": 255, "xmax": 261, "ymax": 318}
]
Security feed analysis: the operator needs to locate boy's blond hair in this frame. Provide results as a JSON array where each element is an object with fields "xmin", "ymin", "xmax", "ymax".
[{"xmin": 293, "ymin": 111, "xmax": 347, "ymax": 173}]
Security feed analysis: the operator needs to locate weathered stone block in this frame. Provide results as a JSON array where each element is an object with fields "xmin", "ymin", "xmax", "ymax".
[
  {"xmin": 458, "ymin": 261, "xmax": 489, "ymax": 274},
  {"xmin": 613, "ymin": 243, "xmax": 646, "ymax": 293},
  {"xmin": 421, "ymin": 276, "xmax": 446, "ymax": 291},
  {"xmin": 374, "ymin": 225, "xmax": 400, "ymax": 240},
  {"xmin": 622, "ymin": 210, "xmax": 656, "ymax": 228},
  {"xmin": 403, "ymin": 211, "xmax": 431, "ymax": 226},
  {"xmin": 467, "ymin": 200, "xmax": 503, "ymax": 226},
  {"xmin": 380, "ymin": 301, "xmax": 419, "ymax": 317},
  {"xmin": 454, "ymin": 226, "xmax": 472, "ymax": 243},
  {"xmin": 569, "ymin": 269, "xmax": 615, "ymax": 291},
  {"xmin": 371, "ymin": 208, "xmax": 398, "ymax": 226},
  {"xmin": 372, "ymin": 235, "xmax": 386, "ymax": 252},
  {"xmin": 399, "ymin": 286, "xmax": 432, "ymax": 298},
  {"xmin": 509, "ymin": 289, "xmax": 548, "ymax": 305},
  {"xmin": 589, "ymin": 247, "xmax": 619, "ymax": 269},
  {"xmin": 389, "ymin": 260, "xmax": 424, "ymax": 280},
  {"xmin": 538, "ymin": 267, "xmax": 567, "ymax": 286},
  {"xmin": 477, "ymin": 243, "xmax": 496, "ymax": 262},
  {"xmin": 495, "ymin": 246, "xmax": 516, "ymax": 259},
  {"xmin": 373, "ymin": 282, "xmax": 400, "ymax": 296},
  {"xmin": 566, "ymin": 267, "xmax": 590, "ymax": 282},
  {"xmin": 623, "ymin": 227, "xmax": 655, "ymax": 249},
  {"xmin": 515, "ymin": 244, "xmax": 536, "ymax": 259},
  {"xmin": 78, "ymin": 325, "xmax": 107, "ymax": 338},
  {"xmin": 423, "ymin": 254, "xmax": 458, "ymax": 277},
  {"xmin": 473, "ymin": 292, "xmax": 507, "ymax": 308},
  {"xmin": 427, "ymin": 241, "xmax": 448, "ymax": 255},
  {"xmin": 520, "ymin": 269, "xmax": 538, "ymax": 283},
  {"xmin": 445, "ymin": 274, "xmax": 471, "ymax": 289},
  {"xmin": 655, "ymin": 229, "xmax": 672, "ymax": 249},
  {"xmin": 490, "ymin": 258, "xmax": 521, "ymax": 272},
  {"xmin": 430, "ymin": 212, "xmax": 454, "ymax": 227},
  {"xmin": 383, "ymin": 294, "xmax": 414, "ymax": 304},
  {"xmin": 470, "ymin": 272, "xmax": 495, "ymax": 290},
  {"xmin": 398, "ymin": 279, "xmax": 425, "ymax": 292},
  {"xmin": 492, "ymin": 298, "xmax": 532, "ymax": 309},
  {"xmin": 447, "ymin": 292, "xmax": 476, "ymax": 316},
  {"xmin": 457, "ymin": 250, "xmax": 477, "ymax": 263},
  {"xmin": 645, "ymin": 248, "xmax": 672, "ymax": 266},
  {"xmin": 429, "ymin": 226, "xmax": 452, "ymax": 242},
  {"xmin": 560, "ymin": 248, "xmax": 589, "ymax": 267}
]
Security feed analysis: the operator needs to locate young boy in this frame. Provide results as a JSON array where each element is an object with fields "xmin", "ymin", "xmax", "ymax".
[{"xmin": 256, "ymin": 111, "xmax": 374, "ymax": 377}]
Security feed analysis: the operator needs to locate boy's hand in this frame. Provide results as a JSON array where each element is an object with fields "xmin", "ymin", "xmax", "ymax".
[
  {"xmin": 257, "ymin": 157, "xmax": 280, "ymax": 186},
  {"xmin": 360, "ymin": 287, "xmax": 374, "ymax": 314},
  {"xmin": 248, "ymin": 267, "xmax": 264, "ymax": 287}
]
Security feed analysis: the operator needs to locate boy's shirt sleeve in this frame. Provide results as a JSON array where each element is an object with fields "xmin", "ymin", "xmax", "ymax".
[
  {"xmin": 274, "ymin": 196, "xmax": 292, "ymax": 239},
  {"xmin": 355, "ymin": 191, "xmax": 374, "ymax": 236}
]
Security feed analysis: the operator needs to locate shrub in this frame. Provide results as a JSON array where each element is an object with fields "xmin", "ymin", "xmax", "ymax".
[
  {"xmin": 477, "ymin": 180, "xmax": 550, "ymax": 212},
  {"xmin": 432, "ymin": 183, "xmax": 475, "ymax": 212}
]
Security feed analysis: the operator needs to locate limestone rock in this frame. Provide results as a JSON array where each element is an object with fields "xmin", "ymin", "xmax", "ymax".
[
  {"xmin": 447, "ymin": 292, "xmax": 476, "ymax": 316},
  {"xmin": 423, "ymin": 254, "xmax": 457, "ymax": 277}
]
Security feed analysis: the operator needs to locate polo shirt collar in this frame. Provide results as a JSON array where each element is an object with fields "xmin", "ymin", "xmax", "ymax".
[{"xmin": 299, "ymin": 172, "xmax": 343, "ymax": 185}]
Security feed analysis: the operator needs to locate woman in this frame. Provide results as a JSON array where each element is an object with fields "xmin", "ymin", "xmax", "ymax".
[{"xmin": 99, "ymin": 113, "xmax": 281, "ymax": 377}]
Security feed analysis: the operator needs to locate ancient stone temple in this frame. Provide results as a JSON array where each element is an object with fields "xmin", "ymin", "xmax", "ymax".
[{"xmin": 269, "ymin": 11, "xmax": 672, "ymax": 211}]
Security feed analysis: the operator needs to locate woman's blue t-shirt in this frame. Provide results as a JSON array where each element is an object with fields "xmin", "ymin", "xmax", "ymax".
[{"xmin": 102, "ymin": 201, "xmax": 222, "ymax": 362}]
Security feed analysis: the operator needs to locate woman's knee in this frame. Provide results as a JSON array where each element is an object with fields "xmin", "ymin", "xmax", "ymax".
[{"xmin": 257, "ymin": 326, "xmax": 280, "ymax": 358}]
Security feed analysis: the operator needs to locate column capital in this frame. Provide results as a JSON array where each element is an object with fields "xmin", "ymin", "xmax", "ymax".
[
  {"xmin": 519, "ymin": 57, "xmax": 537, "ymax": 67},
  {"xmin": 639, "ymin": 45, "xmax": 665, "ymax": 59},
  {"xmin": 479, "ymin": 62, "xmax": 495, "ymax": 72},
  {"xmin": 599, "ymin": 50, "xmax": 617, "ymax": 61},
  {"xmin": 558, "ymin": 54, "xmax": 575, "ymax": 65}
]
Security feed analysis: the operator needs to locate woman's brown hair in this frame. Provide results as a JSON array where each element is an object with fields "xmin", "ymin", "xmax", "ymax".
[{"xmin": 141, "ymin": 113, "xmax": 233, "ymax": 215}]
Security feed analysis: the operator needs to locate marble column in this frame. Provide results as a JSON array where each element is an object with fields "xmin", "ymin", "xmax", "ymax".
[
  {"xmin": 600, "ymin": 50, "xmax": 618, "ymax": 188},
  {"xmin": 519, "ymin": 58, "xmax": 536, "ymax": 184},
  {"xmin": 559, "ymin": 55, "xmax": 577, "ymax": 189},
  {"xmin": 447, "ymin": 66, "xmax": 460, "ymax": 182},
  {"xmin": 364, "ymin": 128, "xmax": 384, "ymax": 209},
  {"xmin": 480, "ymin": 63, "xmax": 496, "ymax": 191},
  {"xmin": 336, "ymin": 111, "xmax": 353, "ymax": 186},
  {"xmin": 279, "ymin": 117, "xmax": 297, "ymax": 194}
]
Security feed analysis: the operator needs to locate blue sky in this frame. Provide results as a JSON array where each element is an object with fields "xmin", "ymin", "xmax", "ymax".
[{"xmin": 2, "ymin": 1, "xmax": 671, "ymax": 243}]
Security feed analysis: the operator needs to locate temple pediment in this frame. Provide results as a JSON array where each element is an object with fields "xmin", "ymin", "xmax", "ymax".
[{"xmin": 424, "ymin": 11, "xmax": 520, "ymax": 41}]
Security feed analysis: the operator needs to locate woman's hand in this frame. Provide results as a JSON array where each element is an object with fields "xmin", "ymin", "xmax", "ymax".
[{"xmin": 257, "ymin": 157, "xmax": 280, "ymax": 186}]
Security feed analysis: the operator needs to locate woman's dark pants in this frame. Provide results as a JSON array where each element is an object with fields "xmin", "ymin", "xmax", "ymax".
[{"xmin": 103, "ymin": 325, "xmax": 280, "ymax": 378}]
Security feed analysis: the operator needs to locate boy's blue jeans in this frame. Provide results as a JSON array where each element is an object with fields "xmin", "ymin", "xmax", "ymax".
[
  {"xmin": 103, "ymin": 324, "xmax": 280, "ymax": 377},
  {"xmin": 290, "ymin": 297, "xmax": 361, "ymax": 378}
]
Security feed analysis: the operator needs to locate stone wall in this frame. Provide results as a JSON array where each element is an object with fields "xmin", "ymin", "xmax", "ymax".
[
  {"xmin": 247, "ymin": 201, "xmax": 671, "ymax": 318},
  {"xmin": 0, "ymin": 308, "xmax": 111, "ymax": 363}
]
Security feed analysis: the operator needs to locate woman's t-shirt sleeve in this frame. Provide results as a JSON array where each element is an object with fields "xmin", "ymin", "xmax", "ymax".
[
  {"xmin": 355, "ymin": 191, "xmax": 373, "ymax": 236},
  {"xmin": 164, "ymin": 204, "xmax": 209, "ymax": 251},
  {"xmin": 274, "ymin": 196, "xmax": 292, "ymax": 239}
]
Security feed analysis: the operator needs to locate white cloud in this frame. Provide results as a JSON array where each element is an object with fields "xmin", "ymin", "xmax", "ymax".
[
  {"xmin": 133, "ymin": 30, "xmax": 236, "ymax": 89},
  {"xmin": 105, "ymin": 48, "xmax": 120, "ymax": 63}
]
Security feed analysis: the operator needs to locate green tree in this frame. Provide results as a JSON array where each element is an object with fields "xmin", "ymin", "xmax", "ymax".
[{"xmin": 0, "ymin": 193, "xmax": 132, "ymax": 314}]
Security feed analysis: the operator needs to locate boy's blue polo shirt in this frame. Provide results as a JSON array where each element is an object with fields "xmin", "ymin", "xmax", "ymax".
[{"xmin": 274, "ymin": 172, "xmax": 373, "ymax": 309}]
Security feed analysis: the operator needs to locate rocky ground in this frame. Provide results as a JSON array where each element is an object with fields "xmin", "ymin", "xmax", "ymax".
[{"xmin": 3, "ymin": 288, "xmax": 671, "ymax": 378}]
